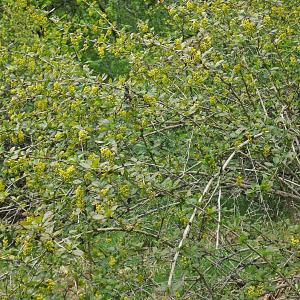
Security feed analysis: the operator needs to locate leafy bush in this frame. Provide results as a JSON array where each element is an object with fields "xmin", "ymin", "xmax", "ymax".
[{"xmin": 0, "ymin": 0, "xmax": 299, "ymax": 299}]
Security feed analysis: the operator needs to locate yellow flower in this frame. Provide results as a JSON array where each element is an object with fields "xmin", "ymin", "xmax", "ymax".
[
  {"xmin": 18, "ymin": 130, "xmax": 25, "ymax": 142},
  {"xmin": 263, "ymin": 144, "xmax": 270, "ymax": 157},
  {"xmin": 143, "ymin": 94, "xmax": 157, "ymax": 105},
  {"xmin": 53, "ymin": 81, "xmax": 60, "ymax": 91},
  {"xmin": 271, "ymin": 6, "xmax": 284, "ymax": 17},
  {"xmin": 59, "ymin": 165, "xmax": 76, "ymax": 180},
  {"xmin": 55, "ymin": 132, "xmax": 64, "ymax": 140},
  {"xmin": 100, "ymin": 187, "xmax": 109, "ymax": 197},
  {"xmin": 247, "ymin": 285, "xmax": 255, "ymax": 296},
  {"xmin": 221, "ymin": 3, "xmax": 229, "ymax": 13},
  {"xmin": 241, "ymin": 19, "xmax": 256, "ymax": 32},
  {"xmin": 91, "ymin": 85, "xmax": 99, "ymax": 94},
  {"xmin": 0, "ymin": 180, "xmax": 5, "ymax": 192},
  {"xmin": 236, "ymin": 176, "xmax": 243, "ymax": 186},
  {"xmin": 290, "ymin": 55, "xmax": 297, "ymax": 65},
  {"xmin": 290, "ymin": 236, "xmax": 299, "ymax": 247},
  {"xmin": 46, "ymin": 279, "xmax": 55, "ymax": 290},
  {"xmin": 117, "ymin": 110, "xmax": 127, "ymax": 117},
  {"xmin": 75, "ymin": 186, "xmax": 85, "ymax": 198},
  {"xmin": 83, "ymin": 86, "xmax": 91, "ymax": 93},
  {"xmin": 201, "ymin": 17, "xmax": 208, "ymax": 28},
  {"xmin": 200, "ymin": 36, "xmax": 211, "ymax": 51},
  {"xmin": 34, "ymin": 162, "xmax": 46, "ymax": 174},
  {"xmin": 147, "ymin": 68, "xmax": 159, "ymax": 78},
  {"xmin": 234, "ymin": 64, "xmax": 241, "ymax": 72},
  {"xmin": 137, "ymin": 21, "xmax": 149, "ymax": 33},
  {"xmin": 22, "ymin": 238, "xmax": 32, "ymax": 255},
  {"xmin": 246, "ymin": 284, "xmax": 263, "ymax": 297},
  {"xmin": 66, "ymin": 165, "xmax": 76, "ymax": 175},
  {"xmin": 68, "ymin": 84, "xmax": 76, "ymax": 94},
  {"xmin": 137, "ymin": 274, "xmax": 143, "ymax": 282},
  {"xmin": 119, "ymin": 184, "xmax": 129, "ymax": 197},
  {"xmin": 100, "ymin": 147, "xmax": 113, "ymax": 159},
  {"xmin": 101, "ymin": 165, "xmax": 109, "ymax": 176},
  {"xmin": 44, "ymin": 240, "xmax": 54, "ymax": 252},
  {"xmin": 174, "ymin": 39, "xmax": 183, "ymax": 50},
  {"xmin": 97, "ymin": 46, "xmax": 105, "ymax": 57},
  {"xmin": 34, "ymin": 294, "xmax": 45, "ymax": 300},
  {"xmin": 95, "ymin": 204, "xmax": 103, "ymax": 214},
  {"xmin": 2, "ymin": 238, "xmax": 8, "ymax": 248},
  {"xmin": 76, "ymin": 198, "xmax": 85, "ymax": 209},
  {"xmin": 84, "ymin": 171, "xmax": 93, "ymax": 181},
  {"xmin": 191, "ymin": 20, "xmax": 201, "ymax": 31},
  {"xmin": 35, "ymin": 99, "xmax": 48, "ymax": 110},
  {"xmin": 108, "ymin": 256, "xmax": 117, "ymax": 267},
  {"xmin": 186, "ymin": 0, "xmax": 194, "ymax": 10},
  {"xmin": 78, "ymin": 129, "xmax": 88, "ymax": 140},
  {"xmin": 263, "ymin": 15, "xmax": 271, "ymax": 25},
  {"xmin": 245, "ymin": 132, "xmax": 252, "ymax": 141}
]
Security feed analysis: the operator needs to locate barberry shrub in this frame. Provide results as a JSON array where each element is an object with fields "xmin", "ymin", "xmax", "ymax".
[{"xmin": 0, "ymin": 0, "xmax": 299, "ymax": 299}]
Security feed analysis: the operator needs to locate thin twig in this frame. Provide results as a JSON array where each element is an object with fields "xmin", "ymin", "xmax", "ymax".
[{"xmin": 215, "ymin": 187, "xmax": 222, "ymax": 249}]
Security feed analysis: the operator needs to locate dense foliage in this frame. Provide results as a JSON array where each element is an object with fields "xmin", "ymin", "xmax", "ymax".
[{"xmin": 0, "ymin": 0, "xmax": 299, "ymax": 299}]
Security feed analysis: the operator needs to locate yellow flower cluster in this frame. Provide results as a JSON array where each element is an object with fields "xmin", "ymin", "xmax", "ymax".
[
  {"xmin": 35, "ymin": 99, "xmax": 48, "ymax": 110},
  {"xmin": 236, "ymin": 176, "xmax": 243, "ymax": 186},
  {"xmin": 143, "ymin": 94, "xmax": 157, "ymax": 105},
  {"xmin": 200, "ymin": 36, "xmax": 212, "ymax": 52},
  {"xmin": 68, "ymin": 84, "xmax": 76, "ymax": 94},
  {"xmin": 91, "ymin": 85, "xmax": 99, "ymax": 94},
  {"xmin": 271, "ymin": 6, "xmax": 285, "ymax": 17},
  {"xmin": 59, "ymin": 165, "xmax": 76, "ymax": 180},
  {"xmin": 44, "ymin": 240, "xmax": 54, "ymax": 252},
  {"xmin": 108, "ymin": 256, "xmax": 117, "ymax": 267},
  {"xmin": 54, "ymin": 132, "xmax": 64, "ymax": 140},
  {"xmin": 46, "ymin": 279, "xmax": 54, "ymax": 290},
  {"xmin": 186, "ymin": 1, "xmax": 195, "ymax": 10},
  {"xmin": 290, "ymin": 236, "xmax": 299, "ymax": 247},
  {"xmin": 78, "ymin": 129, "xmax": 88, "ymax": 141},
  {"xmin": 246, "ymin": 284, "xmax": 264, "ymax": 297},
  {"xmin": 263, "ymin": 15, "xmax": 271, "ymax": 25},
  {"xmin": 119, "ymin": 184, "xmax": 129, "ymax": 197},
  {"xmin": 209, "ymin": 96, "xmax": 216, "ymax": 105},
  {"xmin": 95, "ymin": 203, "xmax": 103, "ymax": 214},
  {"xmin": 70, "ymin": 32, "xmax": 82, "ymax": 47},
  {"xmin": 84, "ymin": 171, "xmax": 93, "ymax": 181},
  {"xmin": 34, "ymin": 294, "xmax": 45, "ymax": 300},
  {"xmin": 97, "ymin": 46, "xmax": 106, "ymax": 57},
  {"xmin": 75, "ymin": 185, "xmax": 85, "ymax": 209},
  {"xmin": 245, "ymin": 132, "xmax": 252, "ymax": 141},
  {"xmin": 147, "ymin": 68, "xmax": 160, "ymax": 78},
  {"xmin": 241, "ymin": 19, "xmax": 256, "ymax": 33},
  {"xmin": 75, "ymin": 186, "xmax": 85, "ymax": 198},
  {"xmin": 263, "ymin": 144, "xmax": 270, "ymax": 157},
  {"xmin": 137, "ymin": 21, "xmax": 149, "ymax": 33},
  {"xmin": 99, "ymin": 187, "xmax": 109, "ymax": 197},
  {"xmin": 234, "ymin": 64, "xmax": 241, "ymax": 72},
  {"xmin": 33, "ymin": 162, "xmax": 46, "ymax": 174},
  {"xmin": 290, "ymin": 55, "xmax": 297, "ymax": 65},
  {"xmin": 22, "ymin": 238, "xmax": 33, "ymax": 256},
  {"xmin": 53, "ymin": 81, "xmax": 60, "ymax": 91},
  {"xmin": 2, "ymin": 238, "xmax": 8, "ymax": 248},
  {"xmin": 100, "ymin": 147, "xmax": 113, "ymax": 159},
  {"xmin": 76, "ymin": 198, "xmax": 85, "ymax": 209},
  {"xmin": 0, "ymin": 180, "xmax": 5, "ymax": 192}
]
